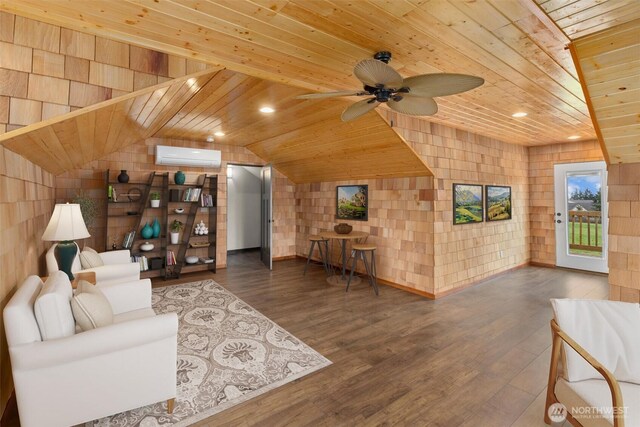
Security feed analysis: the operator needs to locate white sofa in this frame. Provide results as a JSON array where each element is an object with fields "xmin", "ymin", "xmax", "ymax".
[
  {"xmin": 46, "ymin": 243, "xmax": 140, "ymax": 285},
  {"xmin": 545, "ymin": 299, "xmax": 640, "ymax": 427},
  {"xmin": 4, "ymin": 272, "xmax": 178, "ymax": 427}
]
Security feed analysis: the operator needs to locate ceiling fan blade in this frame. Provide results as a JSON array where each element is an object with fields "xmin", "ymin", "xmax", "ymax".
[
  {"xmin": 296, "ymin": 90, "xmax": 366, "ymax": 99},
  {"xmin": 388, "ymin": 95, "xmax": 438, "ymax": 116},
  {"xmin": 403, "ymin": 73, "xmax": 484, "ymax": 97},
  {"xmin": 354, "ymin": 59, "xmax": 404, "ymax": 88},
  {"xmin": 341, "ymin": 99, "xmax": 380, "ymax": 121}
]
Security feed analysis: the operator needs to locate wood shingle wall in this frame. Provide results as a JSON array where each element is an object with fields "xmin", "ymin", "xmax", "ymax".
[
  {"xmin": 0, "ymin": 12, "xmax": 207, "ymax": 134},
  {"xmin": 608, "ymin": 163, "xmax": 640, "ymax": 303}
]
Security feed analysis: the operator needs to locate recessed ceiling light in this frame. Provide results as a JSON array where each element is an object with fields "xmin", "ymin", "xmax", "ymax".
[
  {"xmin": 214, "ymin": 131, "xmax": 225, "ymax": 137},
  {"xmin": 206, "ymin": 136, "xmax": 214, "ymax": 143},
  {"xmin": 511, "ymin": 112, "xmax": 528, "ymax": 118},
  {"xmin": 568, "ymin": 135, "xmax": 580, "ymax": 140},
  {"xmin": 259, "ymin": 106, "xmax": 275, "ymax": 114}
]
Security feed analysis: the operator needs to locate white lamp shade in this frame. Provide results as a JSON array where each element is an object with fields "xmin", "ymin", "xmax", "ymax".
[{"xmin": 42, "ymin": 203, "xmax": 91, "ymax": 241}]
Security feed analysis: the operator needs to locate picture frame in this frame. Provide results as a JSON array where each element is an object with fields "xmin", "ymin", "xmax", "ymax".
[
  {"xmin": 486, "ymin": 185, "xmax": 512, "ymax": 221},
  {"xmin": 453, "ymin": 183, "xmax": 483, "ymax": 225},
  {"xmin": 336, "ymin": 185, "xmax": 368, "ymax": 221}
]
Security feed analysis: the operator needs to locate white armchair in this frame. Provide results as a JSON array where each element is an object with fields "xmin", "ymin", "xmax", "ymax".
[
  {"xmin": 46, "ymin": 243, "xmax": 140, "ymax": 285},
  {"xmin": 4, "ymin": 272, "xmax": 178, "ymax": 427},
  {"xmin": 545, "ymin": 299, "xmax": 640, "ymax": 427}
]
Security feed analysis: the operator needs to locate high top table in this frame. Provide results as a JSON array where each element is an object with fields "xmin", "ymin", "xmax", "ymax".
[{"xmin": 320, "ymin": 230, "xmax": 368, "ymax": 286}]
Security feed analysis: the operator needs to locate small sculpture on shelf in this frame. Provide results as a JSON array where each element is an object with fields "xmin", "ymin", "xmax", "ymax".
[
  {"xmin": 152, "ymin": 218, "xmax": 161, "ymax": 238},
  {"xmin": 140, "ymin": 222, "xmax": 154, "ymax": 239},
  {"xmin": 194, "ymin": 220, "xmax": 208, "ymax": 235},
  {"xmin": 175, "ymin": 171, "xmax": 186, "ymax": 185},
  {"xmin": 117, "ymin": 170, "xmax": 129, "ymax": 183}
]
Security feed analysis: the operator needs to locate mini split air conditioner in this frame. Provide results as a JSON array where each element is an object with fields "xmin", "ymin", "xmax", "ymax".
[{"xmin": 155, "ymin": 145, "xmax": 221, "ymax": 168}]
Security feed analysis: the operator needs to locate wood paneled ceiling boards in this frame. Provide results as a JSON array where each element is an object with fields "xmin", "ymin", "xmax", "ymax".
[
  {"xmin": 0, "ymin": 67, "xmax": 432, "ymax": 181},
  {"xmin": 2, "ymin": 0, "xmax": 601, "ymax": 146},
  {"xmin": 1, "ymin": 1, "xmax": 639, "ymax": 166}
]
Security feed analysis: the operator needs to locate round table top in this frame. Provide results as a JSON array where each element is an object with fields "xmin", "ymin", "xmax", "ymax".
[{"xmin": 320, "ymin": 230, "xmax": 368, "ymax": 240}]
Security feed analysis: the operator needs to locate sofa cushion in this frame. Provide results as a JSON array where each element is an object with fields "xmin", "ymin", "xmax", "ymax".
[
  {"xmin": 555, "ymin": 378, "xmax": 639, "ymax": 427},
  {"xmin": 71, "ymin": 280, "xmax": 113, "ymax": 331},
  {"xmin": 79, "ymin": 248, "xmax": 104, "ymax": 269},
  {"xmin": 34, "ymin": 272, "xmax": 75, "ymax": 340},
  {"xmin": 113, "ymin": 308, "xmax": 156, "ymax": 324},
  {"xmin": 551, "ymin": 299, "xmax": 640, "ymax": 384}
]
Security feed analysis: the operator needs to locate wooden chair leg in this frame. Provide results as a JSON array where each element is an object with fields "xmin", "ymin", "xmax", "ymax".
[
  {"xmin": 167, "ymin": 398, "xmax": 175, "ymax": 414},
  {"xmin": 318, "ymin": 240, "xmax": 329, "ymax": 275},
  {"xmin": 347, "ymin": 250, "xmax": 359, "ymax": 292},
  {"xmin": 303, "ymin": 241, "xmax": 316, "ymax": 276},
  {"xmin": 371, "ymin": 250, "xmax": 379, "ymax": 296}
]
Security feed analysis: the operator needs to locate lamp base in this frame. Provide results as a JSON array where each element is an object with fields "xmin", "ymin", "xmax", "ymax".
[{"xmin": 55, "ymin": 241, "xmax": 78, "ymax": 280}]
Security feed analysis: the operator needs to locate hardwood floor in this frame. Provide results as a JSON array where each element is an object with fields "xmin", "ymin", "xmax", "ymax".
[
  {"xmin": 3, "ymin": 252, "xmax": 608, "ymax": 426},
  {"xmin": 162, "ymin": 252, "xmax": 608, "ymax": 427}
]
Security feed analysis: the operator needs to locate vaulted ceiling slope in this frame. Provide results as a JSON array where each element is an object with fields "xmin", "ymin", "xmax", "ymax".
[
  {"xmin": 1, "ymin": 0, "xmax": 605, "ymax": 146},
  {"xmin": 0, "ymin": 67, "xmax": 432, "ymax": 181},
  {"xmin": 570, "ymin": 20, "xmax": 640, "ymax": 164},
  {"xmin": 535, "ymin": 0, "xmax": 640, "ymax": 40}
]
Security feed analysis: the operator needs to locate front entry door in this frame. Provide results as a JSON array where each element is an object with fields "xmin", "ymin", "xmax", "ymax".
[
  {"xmin": 554, "ymin": 161, "xmax": 608, "ymax": 273},
  {"xmin": 260, "ymin": 164, "xmax": 272, "ymax": 270}
]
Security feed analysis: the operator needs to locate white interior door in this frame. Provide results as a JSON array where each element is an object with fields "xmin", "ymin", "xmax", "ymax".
[
  {"xmin": 554, "ymin": 161, "xmax": 608, "ymax": 273},
  {"xmin": 260, "ymin": 164, "xmax": 272, "ymax": 270}
]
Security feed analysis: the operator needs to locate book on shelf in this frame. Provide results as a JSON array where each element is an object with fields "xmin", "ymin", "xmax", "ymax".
[
  {"xmin": 131, "ymin": 255, "xmax": 149, "ymax": 271},
  {"xmin": 200, "ymin": 257, "xmax": 214, "ymax": 264},
  {"xmin": 183, "ymin": 188, "xmax": 202, "ymax": 202},
  {"xmin": 200, "ymin": 193, "xmax": 214, "ymax": 207},
  {"xmin": 166, "ymin": 250, "xmax": 177, "ymax": 266},
  {"xmin": 122, "ymin": 230, "xmax": 135, "ymax": 249}
]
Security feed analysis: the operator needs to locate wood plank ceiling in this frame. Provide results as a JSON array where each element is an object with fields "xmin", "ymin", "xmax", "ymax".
[
  {"xmin": 0, "ymin": 67, "xmax": 432, "ymax": 181},
  {"xmin": 570, "ymin": 20, "xmax": 640, "ymax": 164},
  {"xmin": 535, "ymin": 0, "xmax": 640, "ymax": 40},
  {"xmin": 1, "ymin": 0, "xmax": 604, "ymax": 146}
]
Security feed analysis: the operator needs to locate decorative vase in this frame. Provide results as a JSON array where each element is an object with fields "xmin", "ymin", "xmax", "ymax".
[
  {"xmin": 141, "ymin": 222, "xmax": 153, "ymax": 239},
  {"xmin": 152, "ymin": 218, "xmax": 161, "ymax": 238},
  {"xmin": 170, "ymin": 232, "xmax": 180, "ymax": 244},
  {"xmin": 117, "ymin": 170, "xmax": 129, "ymax": 183},
  {"xmin": 140, "ymin": 241, "xmax": 154, "ymax": 252},
  {"xmin": 334, "ymin": 223, "xmax": 353, "ymax": 234},
  {"xmin": 175, "ymin": 171, "xmax": 186, "ymax": 185}
]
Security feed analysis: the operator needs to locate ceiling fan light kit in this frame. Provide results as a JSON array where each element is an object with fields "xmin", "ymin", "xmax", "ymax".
[{"xmin": 297, "ymin": 52, "xmax": 484, "ymax": 121}]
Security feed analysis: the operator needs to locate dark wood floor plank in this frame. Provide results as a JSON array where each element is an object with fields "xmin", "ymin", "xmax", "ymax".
[{"xmin": 5, "ymin": 250, "xmax": 606, "ymax": 426}]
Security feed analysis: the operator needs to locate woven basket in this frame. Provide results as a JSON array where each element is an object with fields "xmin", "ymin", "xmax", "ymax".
[{"xmin": 334, "ymin": 223, "xmax": 353, "ymax": 234}]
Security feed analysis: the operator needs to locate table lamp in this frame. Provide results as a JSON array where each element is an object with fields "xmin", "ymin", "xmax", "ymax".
[{"xmin": 42, "ymin": 203, "xmax": 91, "ymax": 280}]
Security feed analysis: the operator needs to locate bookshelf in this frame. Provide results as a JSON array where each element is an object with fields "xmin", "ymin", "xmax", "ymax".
[{"xmin": 105, "ymin": 170, "xmax": 218, "ymax": 279}]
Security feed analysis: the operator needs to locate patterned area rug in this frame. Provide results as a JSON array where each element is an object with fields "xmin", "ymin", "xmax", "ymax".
[{"xmin": 92, "ymin": 279, "xmax": 331, "ymax": 426}]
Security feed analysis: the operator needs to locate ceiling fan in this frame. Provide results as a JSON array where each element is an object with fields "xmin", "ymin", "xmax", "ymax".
[{"xmin": 296, "ymin": 51, "xmax": 484, "ymax": 122}]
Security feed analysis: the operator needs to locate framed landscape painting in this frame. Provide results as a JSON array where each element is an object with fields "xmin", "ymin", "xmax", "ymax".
[
  {"xmin": 453, "ymin": 184, "xmax": 483, "ymax": 225},
  {"xmin": 336, "ymin": 185, "xmax": 368, "ymax": 221},
  {"xmin": 486, "ymin": 185, "xmax": 512, "ymax": 221}
]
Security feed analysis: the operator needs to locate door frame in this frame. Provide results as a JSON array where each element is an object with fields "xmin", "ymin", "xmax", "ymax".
[
  {"xmin": 553, "ymin": 161, "xmax": 608, "ymax": 273},
  {"xmin": 260, "ymin": 164, "xmax": 273, "ymax": 270}
]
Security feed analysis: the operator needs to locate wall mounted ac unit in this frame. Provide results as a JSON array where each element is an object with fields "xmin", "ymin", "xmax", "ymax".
[{"xmin": 155, "ymin": 145, "xmax": 221, "ymax": 168}]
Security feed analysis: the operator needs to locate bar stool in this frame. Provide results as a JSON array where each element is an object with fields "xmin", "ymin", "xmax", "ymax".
[
  {"xmin": 303, "ymin": 235, "xmax": 330, "ymax": 276},
  {"xmin": 347, "ymin": 243, "xmax": 379, "ymax": 295}
]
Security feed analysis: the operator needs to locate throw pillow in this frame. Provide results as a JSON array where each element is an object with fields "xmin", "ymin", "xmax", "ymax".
[
  {"xmin": 34, "ymin": 271, "xmax": 75, "ymax": 340},
  {"xmin": 79, "ymin": 248, "xmax": 104, "ymax": 269},
  {"xmin": 71, "ymin": 280, "xmax": 113, "ymax": 331},
  {"xmin": 551, "ymin": 298, "xmax": 640, "ymax": 384},
  {"xmin": 83, "ymin": 246, "xmax": 98, "ymax": 254}
]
